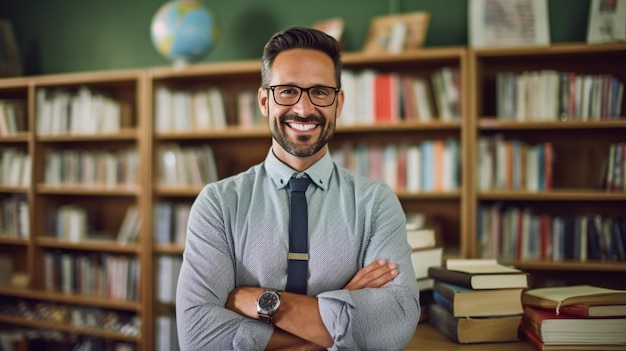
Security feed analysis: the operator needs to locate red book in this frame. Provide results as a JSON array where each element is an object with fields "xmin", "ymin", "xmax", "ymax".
[
  {"xmin": 543, "ymin": 142, "xmax": 553, "ymax": 191},
  {"xmin": 523, "ymin": 305, "xmax": 626, "ymax": 345},
  {"xmin": 558, "ymin": 303, "xmax": 626, "ymax": 318},
  {"xmin": 374, "ymin": 72, "xmax": 399, "ymax": 122},
  {"xmin": 520, "ymin": 320, "xmax": 626, "ymax": 351}
]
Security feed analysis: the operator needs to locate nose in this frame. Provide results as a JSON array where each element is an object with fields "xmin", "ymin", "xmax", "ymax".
[{"xmin": 291, "ymin": 90, "xmax": 317, "ymax": 116}]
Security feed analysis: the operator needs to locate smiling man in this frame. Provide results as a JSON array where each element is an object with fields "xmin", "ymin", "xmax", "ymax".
[{"xmin": 176, "ymin": 27, "xmax": 420, "ymax": 351}]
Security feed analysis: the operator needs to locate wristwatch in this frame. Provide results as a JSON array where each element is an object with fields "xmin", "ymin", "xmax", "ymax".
[{"xmin": 256, "ymin": 289, "xmax": 282, "ymax": 325}]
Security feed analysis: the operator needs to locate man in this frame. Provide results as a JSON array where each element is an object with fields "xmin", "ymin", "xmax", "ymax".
[{"xmin": 176, "ymin": 26, "xmax": 420, "ymax": 350}]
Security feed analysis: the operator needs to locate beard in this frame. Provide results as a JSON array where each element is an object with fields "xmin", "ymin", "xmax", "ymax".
[{"xmin": 270, "ymin": 112, "xmax": 336, "ymax": 157}]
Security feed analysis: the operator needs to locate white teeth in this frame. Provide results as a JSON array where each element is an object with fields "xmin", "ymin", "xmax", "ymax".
[{"xmin": 289, "ymin": 123, "xmax": 316, "ymax": 131}]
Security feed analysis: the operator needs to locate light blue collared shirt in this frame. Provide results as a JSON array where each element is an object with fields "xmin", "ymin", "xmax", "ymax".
[{"xmin": 176, "ymin": 149, "xmax": 420, "ymax": 350}]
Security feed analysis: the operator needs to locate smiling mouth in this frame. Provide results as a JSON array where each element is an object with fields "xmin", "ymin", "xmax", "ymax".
[{"xmin": 287, "ymin": 122, "xmax": 317, "ymax": 131}]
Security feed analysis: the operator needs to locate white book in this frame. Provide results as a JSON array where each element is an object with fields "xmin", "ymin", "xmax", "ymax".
[
  {"xmin": 339, "ymin": 70, "xmax": 358, "ymax": 126},
  {"xmin": 208, "ymin": 87, "xmax": 226, "ymax": 129},
  {"xmin": 174, "ymin": 203, "xmax": 191, "ymax": 245},
  {"xmin": 117, "ymin": 205, "xmax": 140, "ymax": 244},
  {"xmin": 411, "ymin": 246, "xmax": 443, "ymax": 280},
  {"xmin": 412, "ymin": 77, "xmax": 433, "ymax": 121},
  {"xmin": 525, "ymin": 145, "xmax": 539, "ymax": 192},
  {"xmin": 357, "ymin": 69, "xmax": 377, "ymax": 125},
  {"xmin": 405, "ymin": 144, "xmax": 421, "ymax": 192},
  {"xmin": 155, "ymin": 86, "xmax": 173, "ymax": 132},
  {"xmin": 382, "ymin": 144, "xmax": 398, "ymax": 191}
]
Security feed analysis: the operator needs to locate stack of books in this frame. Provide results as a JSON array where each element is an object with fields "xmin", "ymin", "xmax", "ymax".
[
  {"xmin": 406, "ymin": 223, "xmax": 443, "ymax": 323},
  {"xmin": 427, "ymin": 259, "xmax": 529, "ymax": 344},
  {"xmin": 521, "ymin": 285, "xmax": 626, "ymax": 350}
]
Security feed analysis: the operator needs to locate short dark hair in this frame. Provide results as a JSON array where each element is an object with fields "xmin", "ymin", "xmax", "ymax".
[{"xmin": 261, "ymin": 27, "xmax": 342, "ymax": 89}]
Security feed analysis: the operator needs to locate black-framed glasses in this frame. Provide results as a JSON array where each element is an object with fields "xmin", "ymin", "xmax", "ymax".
[{"xmin": 268, "ymin": 85, "xmax": 339, "ymax": 107}]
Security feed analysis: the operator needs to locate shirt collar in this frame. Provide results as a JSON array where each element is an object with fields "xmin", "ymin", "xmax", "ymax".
[{"xmin": 265, "ymin": 148, "xmax": 333, "ymax": 191}]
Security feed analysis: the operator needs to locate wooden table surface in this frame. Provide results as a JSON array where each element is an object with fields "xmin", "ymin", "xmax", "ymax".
[{"xmin": 405, "ymin": 323, "xmax": 536, "ymax": 351}]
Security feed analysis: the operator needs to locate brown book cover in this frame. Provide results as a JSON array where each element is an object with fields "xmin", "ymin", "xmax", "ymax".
[{"xmin": 429, "ymin": 302, "xmax": 522, "ymax": 344}]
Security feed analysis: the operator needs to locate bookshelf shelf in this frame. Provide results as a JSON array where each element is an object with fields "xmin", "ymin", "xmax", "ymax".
[
  {"xmin": 478, "ymin": 119, "xmax": 626, "ymax": 129},
  {"xmin": 35, "ymin": 237, "xmax": 142, "ymax": 253},
  {"xmin": 154, "ymin": 126, "xmax": 270, "ymax": 140},
  {"xmin": 477, "ymin": 190, "xmax": 626, "ymax": 201},
  {"xmin": 153, "ymin": 244, "xmax": 184, "ymax": 255},
  {"xmin": 0, "ymin": 185, "xmax": 28, "ymax": 193},
  {"xmin": 36, "ymin": 185, "xmax": 140, "ymax": 196},
  {"xmin": 504, "ymin": 260, "xmax": 626, "ymax": 272},
  {"xmin": 36, "ymin": 129, "xmax": 139, "ymax": 141},
  {"xmin": 0, "ymin": 235, "xmax": 29, "ymax": 245},
  {"xmin": 0, "ymin": 315, "xmax": 141, "ymax": 342},
  {"xmin": 0, "ymin": 286, "xmax": 142, "ymax": 310}
]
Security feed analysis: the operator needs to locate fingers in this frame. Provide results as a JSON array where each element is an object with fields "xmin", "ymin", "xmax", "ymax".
[{"xmin": 343, "ymin": 259, "xmax": 398, "ymax": 291}]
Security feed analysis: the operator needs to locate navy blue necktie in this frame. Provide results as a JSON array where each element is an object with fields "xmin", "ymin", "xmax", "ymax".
[{"xmin": 285, "ymin": 177, "xmax": 312, "ymax": 294}]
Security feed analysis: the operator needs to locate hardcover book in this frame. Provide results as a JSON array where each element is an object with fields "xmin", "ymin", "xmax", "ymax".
[
  {"xmin": 433, "ymin": 280, "xmax": 524, "ymax": 317},
  {"xmin": 523, "ymin": 305, "xmax": 626, "ymax": 345},
  {"xmin": 520, "ymin": 320, "xmax": 626, "ymax": 350},
  {"xmin": 522, "ymin": 285, "xmax": 626, "ymax": 314},
  {"xmin": 429, "ymin": 302, "xmax": 522, "ymax": 344},
  {"xmin": 428, "ymin": 259, "xmax": 529, "ymax": 290}
]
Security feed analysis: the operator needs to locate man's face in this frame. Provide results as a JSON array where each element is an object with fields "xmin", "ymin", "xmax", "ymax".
[{"xmin": 259, "ymin": 49, "xmax": 343, "ymax": 160}]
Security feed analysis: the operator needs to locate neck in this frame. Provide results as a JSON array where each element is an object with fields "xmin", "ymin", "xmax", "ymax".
[{"xmin": 272, "ymin": 143, "xmax": 327, "ymax": 172}]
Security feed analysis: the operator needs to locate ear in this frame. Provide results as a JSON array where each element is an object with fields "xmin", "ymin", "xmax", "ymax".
[{"xmin": 258, "ymin": 87, "xmax": 269, "ymax": 117}]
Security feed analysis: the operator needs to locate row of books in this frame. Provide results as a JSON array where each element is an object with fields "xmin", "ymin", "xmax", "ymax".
[
  {"xmin": 153, "ymin": 202, "xmax": 191, "ymax": 245},
  {"xmin": 331, "ymin": 138, "xmax": 460, "ymax": 193},
  {"xmin": 476, "ymin": 205, "xmax": 626, "ymax": 262},
  {"xmin": 0, "ymin": 147, "xmax": 31, "ymax": 187},
  {"xmin": 154, "ymin": 85, "xmax": 227, "ymax": 133},
  {"xmin": 0, "ymin": 99, "xmax": 26, "ymax": 135},
  {"xmin": 0, "ymin": 195, "xmax": 29, "ymax": 238},
  {"xmin": 0, "ymin": 297, "xmax": 141, "ymax": 337},
  {"xmin": 156, "ymin": 143, "xmax": 218, "ymax": 187},
  {"xmin": 339, "ymin": 67, "xmax": 461, "ymax": 125},
  {"xmin": 426, "ymin": 259, "xmax": 528, "ymax": 344},
  {"xmin": 155, "ymin": 86, "xmax": 267, "ymax": 132},
  {"xmin": 44, "ymin": 204, "xmax": 140, "ymax": 244},
  {"xmin": 43, "ymin": 251, "xmax": 140, "ymax": 301},
  {"xmin": 606, "ymin": 142, "xmax": 625, "ymax": 192},
  {"xmin": 477, "ymin": 135, "xmax": 553, "ymax": 192},
  {"xmin": 156, "ymin": 255, "xmax": 182, "ymax": 304},
  {"xmin": 44, "ymin": 147, "xmax": 138, "ymax": 187},
  {"xmin": 36, "ymin": 86, "xmax": 124, "ymax": 135},
  {"xmin": 520, "ymin": 285, "xmax": 626, "ymax": 350},
  {"xmin": 496, "ymin": 71, "xmax": 624, "ymax": 121}
]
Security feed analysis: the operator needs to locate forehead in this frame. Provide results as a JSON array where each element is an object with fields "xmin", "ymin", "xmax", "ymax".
[{"xmin": 270, "ymin": 48, "xmax": 336, "ymax": 86}]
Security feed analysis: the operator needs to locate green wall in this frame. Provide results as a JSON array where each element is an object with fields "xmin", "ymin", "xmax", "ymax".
[{"xmin": 1, "ymin": 0, "xmax": 590, "ymax": 76}]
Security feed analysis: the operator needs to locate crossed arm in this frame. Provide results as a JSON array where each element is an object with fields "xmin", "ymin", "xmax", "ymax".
[{"xmin": 226, "ymin": 259, "xmax": 399, "ymax": 351}]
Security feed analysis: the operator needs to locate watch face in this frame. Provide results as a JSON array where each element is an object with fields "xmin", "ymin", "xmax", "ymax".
[{"xmin": 258, "ymin": 291, "xmax": 280, "ymax": 313}]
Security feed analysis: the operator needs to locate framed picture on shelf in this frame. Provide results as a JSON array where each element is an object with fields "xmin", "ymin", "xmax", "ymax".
[
  {"xmin": 468, "ymin": 0, "xmax": 550, "ymax": 48},
  {"xmin": 363, "ymin": 11, "xmax": 430, "ymax": 54},
  {"xmin": 587, "ymin": 0, "xmax": 626, "ymax": 43},
  {"xmin": 0, "ymin": 21, "xmax": 21, "ymax": 77},
  {"xmin": 312, "ymin": 18, "xmax": 345, "ymax": 48}
]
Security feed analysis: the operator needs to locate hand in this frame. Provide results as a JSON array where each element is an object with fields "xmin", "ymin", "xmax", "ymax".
[
  {"xmin": 343, "ymin": 259, "xmax": 398, "ymax": 291},
  {"xmin": 226, "ymin": 286, "xmax": 264, "ymax": 319}
]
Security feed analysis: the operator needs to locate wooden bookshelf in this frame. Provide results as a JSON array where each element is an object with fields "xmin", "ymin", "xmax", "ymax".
[
  {"xmin": 1, "ymin": 43, "xmax": 625, "ymax": 349},
  {"xmin": 469, "ymin": 42, "xmax": 626, "ymax": 286}
]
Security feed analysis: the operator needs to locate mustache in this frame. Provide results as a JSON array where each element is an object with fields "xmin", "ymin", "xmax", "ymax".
[{"xmin": 280, "ymin": 113, "xmax": 325, "ymax": 124}]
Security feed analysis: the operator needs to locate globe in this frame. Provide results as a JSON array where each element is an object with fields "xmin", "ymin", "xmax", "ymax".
[{"xmin": 150, "ymin": 0, "xmax": 218, "ymax": 67}]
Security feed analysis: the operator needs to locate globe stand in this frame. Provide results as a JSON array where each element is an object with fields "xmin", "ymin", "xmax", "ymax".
[{"xmin": 172, "ymin": 58, "xmax": 190, "ymax": 71}]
